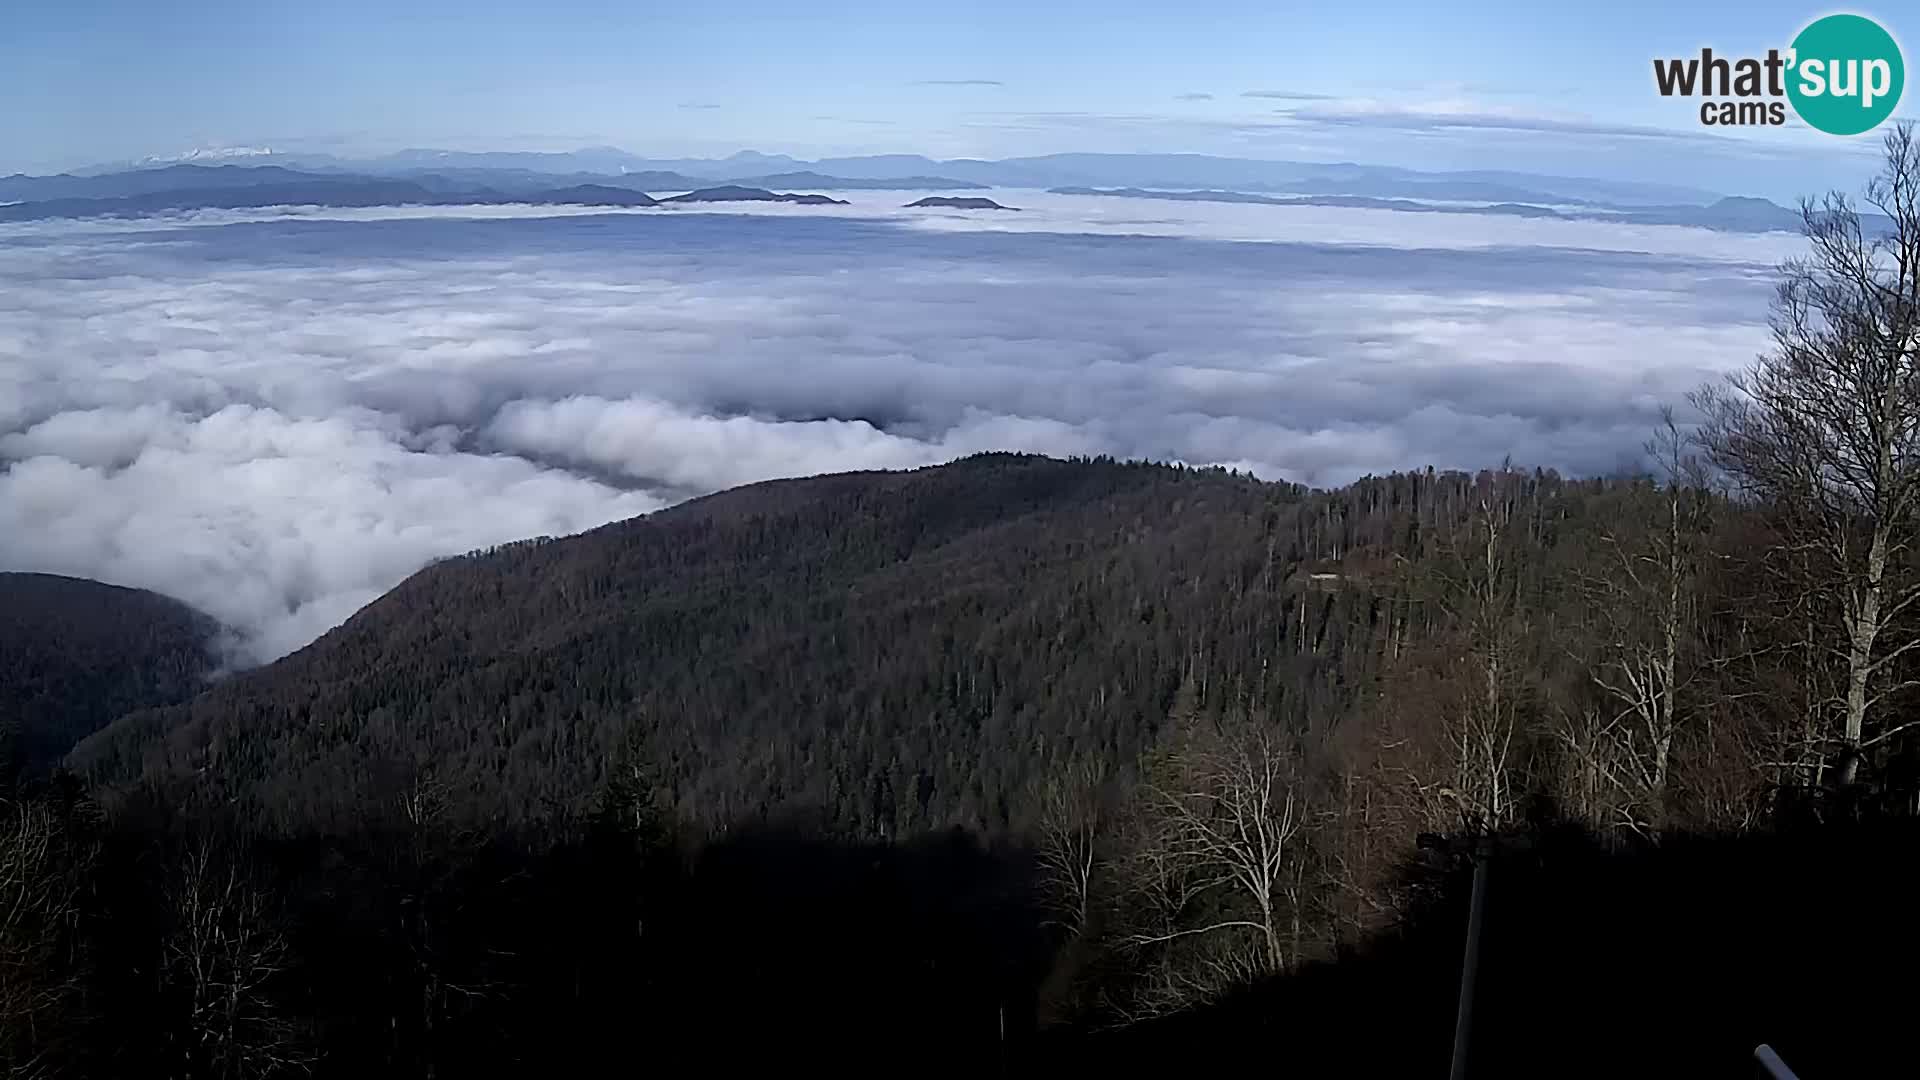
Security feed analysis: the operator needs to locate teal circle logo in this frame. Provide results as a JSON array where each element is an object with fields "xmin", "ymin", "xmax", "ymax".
[{"xmin": 1787, "ymin": 14, "xmax": 1904, "ymax": 135}]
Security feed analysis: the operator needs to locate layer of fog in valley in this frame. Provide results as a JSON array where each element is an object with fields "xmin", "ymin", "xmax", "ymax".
[{"xmin": 0, "ymin": 190, "xmax": 1790, "ymax": 661}]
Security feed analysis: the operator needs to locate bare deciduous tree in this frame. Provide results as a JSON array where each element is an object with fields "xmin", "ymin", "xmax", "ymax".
[
  {"xmin": 0, "ymin": 801, "xmax": 88, "ymax": 1079},
  {"xmin": 400, "ymin": 770, "xmax": 450, "ymax": 830},
  {"xmin": 1696, "ymin": 121, "xmax": 1920, "ymax": 793},
  {"xmin": 1035, "ymin": 759, "xmax": 1110, "ymax": 938},
  {"xmin": 1432, "ymin": 480, "xmax": 1532, "ymax": 831},
  {"xmin": 1565, "ymin": 412, "xmax": 1714, "ymax": 831},
  {"xmin": 1122, "ymin": 705, "xmax": 1307, "ymax": 989},
  {"xmin": 165, "ymin": 844, "xmax": 309, "ymax": 1079}
]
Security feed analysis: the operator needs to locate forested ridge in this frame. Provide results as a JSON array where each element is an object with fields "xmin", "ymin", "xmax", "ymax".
[
  {"xmin": 0, "ymin": 573, "xmax": 219, "ymax": 777},
  {"xmin": 73, "ymin": 454, "xmax": 1369, "ymax": 831},
  {"xmin": 5, "ymin": 127, "xmax": 1920, "ymax": 1078},
  {"xmin": 70, "ymin": 451, "xmax": 1780, "ymax": 836}
]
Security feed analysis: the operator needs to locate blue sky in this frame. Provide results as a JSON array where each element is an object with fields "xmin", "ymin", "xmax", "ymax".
[{"xmin": 3, "ymin": 1, "xmax": 1910, "ymax": 197}]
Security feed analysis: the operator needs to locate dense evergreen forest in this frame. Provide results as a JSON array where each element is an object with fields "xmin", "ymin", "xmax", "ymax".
[
  {"xmin": 0, "ymin": 573, "xmax": 219, "ymax": 777},
  {"xmin": 4, "ymin": 126, "xmax": 1920, "ymax": 1078}
]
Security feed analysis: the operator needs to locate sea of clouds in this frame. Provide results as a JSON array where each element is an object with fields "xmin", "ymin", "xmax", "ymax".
[{"xmin": 0, "ymin": 191, "xmax": 1797, "ymax": 661}]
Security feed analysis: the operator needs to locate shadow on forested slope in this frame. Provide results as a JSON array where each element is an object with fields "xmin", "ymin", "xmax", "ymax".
[
  {"xmin": 35, "ymin": 810, "xmax": 1917, "ymax": 1076},
  {"xmin": 1038, "ymin": 820, "xmax": 1920, "ymax": 1079},
  {"xmin": 59, "ymin": 807, "xmax": 1052, "ymax": 1076}
]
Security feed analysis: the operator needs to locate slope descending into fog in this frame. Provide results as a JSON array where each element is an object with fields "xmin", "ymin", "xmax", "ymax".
[
  {"xmin": 0, "ymin": 572, "xmax": 220, "ymax": 773},
  {"xmin": 71, "ymin": 452, "xmax": 1632, "ymax": 836},
  {"xmin": 72, "ymin": 454, "xmax": 1328, "ymax": 829}
]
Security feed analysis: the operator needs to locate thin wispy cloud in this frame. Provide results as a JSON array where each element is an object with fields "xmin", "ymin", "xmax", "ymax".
[
  {"xmin": 962, "ymin": 111, "xmax": 1204, "ymax": 134},
  {"xmin": 1288, "ymin": 100, "xmax": 1727, "ymax": 143},
  {"xmin": 1242, "ymin": 89, "xmax": 1337, "ymax": 100},
  {"xmin": 678, "ymin": 102, "xmax": 722, "ymax": 110},
  {"xmin": 1175, "ymin": 92, "xmax": 1215, "ymax": 101},
  {"xmin": 915, "ymin": 79, "xmax": 1004, "ymax": 86},
  {"xmin": 1367, "ymin": 79, "xmax": 1570, "ymax": 98}
]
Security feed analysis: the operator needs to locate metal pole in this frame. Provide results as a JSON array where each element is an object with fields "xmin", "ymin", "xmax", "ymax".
[
  {"xmin": 1754, "ymin": 1045, "xmax": 1801, "ymax": 1080},
  {"xmin": 1448, "ymin": 848, "xmax": 1490, "ymax": 1080},
  {"xmin": 999, "ymin": 1004, "xmax": 1006, "ymax": 1077}
]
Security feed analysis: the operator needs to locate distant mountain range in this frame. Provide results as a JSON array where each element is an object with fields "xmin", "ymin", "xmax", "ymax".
[
  {"xmin": 1050, "ymin": 186, "xmax": 1874, "ymax": 235},
  {"xmin": 0, "ymin": 155, "xmax": 1844, "ymax": 234},
  {"xmin": 1051, "ymin": 186, "xmax": 1562, "ymax": 216},
  {"xmin": 0, "ymin": 163, "xmax": 980, "ymax": 205},
  {"xmin": 65, "ymin": 147, "xmax": 1724, "ymax": 206},
  {"xmin": 731, "ymin": 171, "xmax": 987, "ymax": 191},
  {"xmin": 0, "ymin": 179, "xmax": 662, "ymax": 223},
  {"xmin": 0, "ymin": 178, "xmax": 899, "ymax": 221}
]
